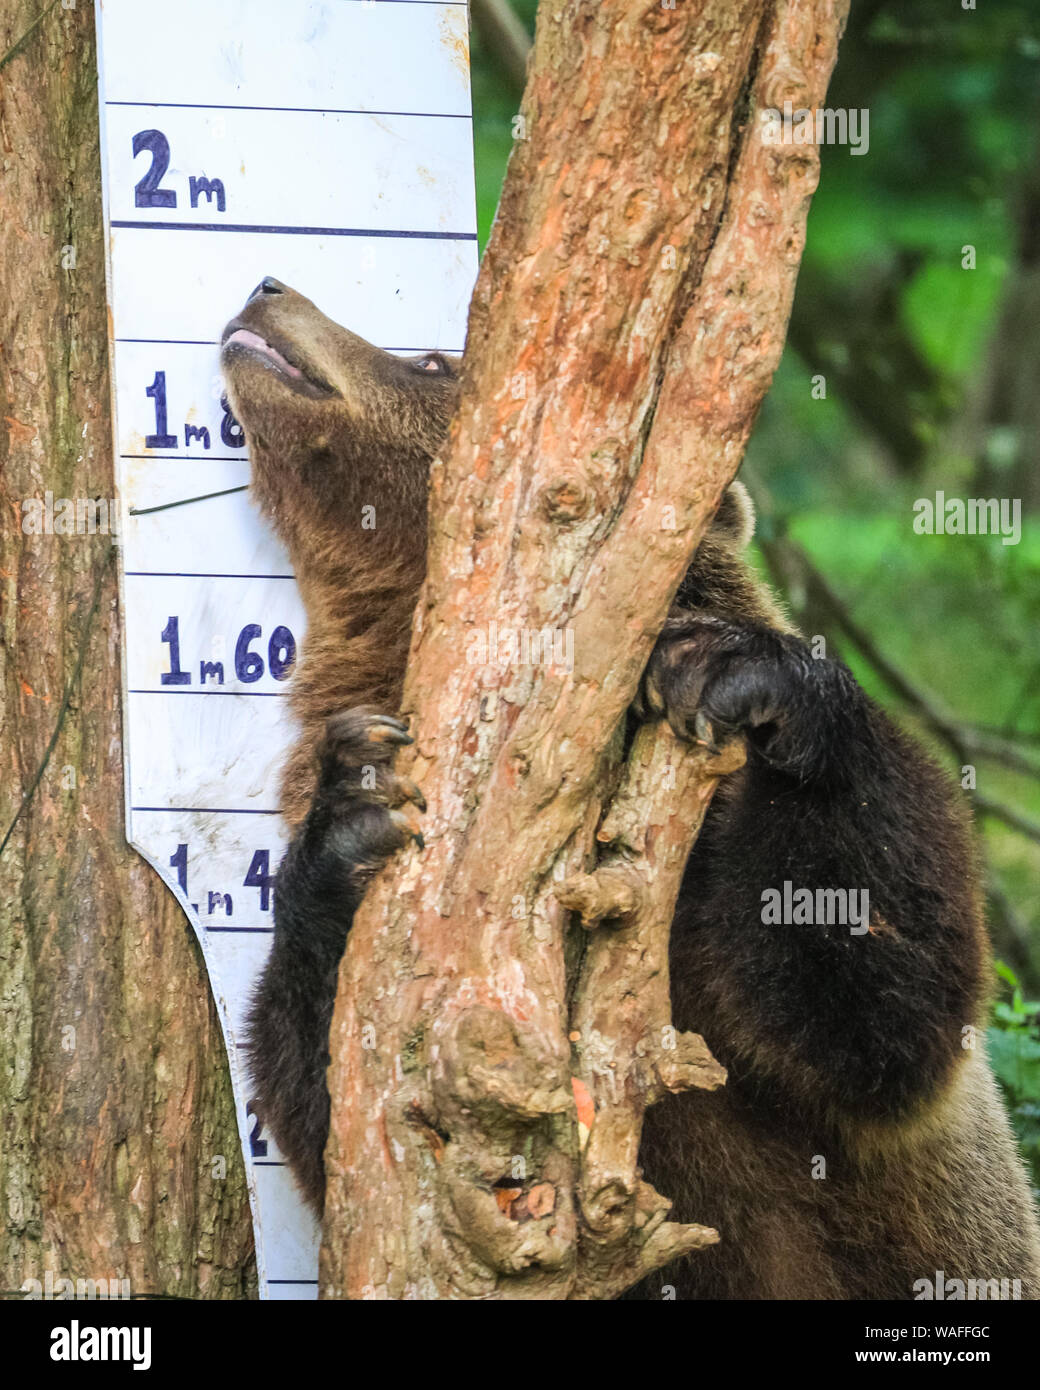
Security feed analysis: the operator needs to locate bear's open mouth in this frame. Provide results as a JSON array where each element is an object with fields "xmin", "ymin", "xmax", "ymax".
[{"xmin": 221, "ymin": 324, "xmax": 337, "ymax": 399}]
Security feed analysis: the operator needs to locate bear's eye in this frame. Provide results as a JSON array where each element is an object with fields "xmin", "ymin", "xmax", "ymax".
[{"xmin": 413, "ymin": 354, "xmax": 450, "ymax": 376}]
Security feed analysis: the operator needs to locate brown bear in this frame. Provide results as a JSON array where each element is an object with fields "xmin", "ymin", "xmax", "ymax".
[{"xmin": 221, "ymin": 276, "xmax": 1040, "ymax": 1299}]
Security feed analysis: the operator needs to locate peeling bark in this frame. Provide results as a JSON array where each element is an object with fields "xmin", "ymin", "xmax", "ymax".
[{"xmin": 321, "ymin": 0, "xmax": 847, "ymax": 1299}]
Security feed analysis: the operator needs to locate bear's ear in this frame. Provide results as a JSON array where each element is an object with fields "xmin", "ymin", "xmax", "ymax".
[{"xmin": 710, "ymin": 479, "xmax": 756, "ymax": 550}]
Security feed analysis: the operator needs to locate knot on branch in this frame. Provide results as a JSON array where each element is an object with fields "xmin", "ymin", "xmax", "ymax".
[
  {"xmin": 426, "ymin": 1007, "xmax": 577, "ymax": 1284},
  {"xmin": 555, "ymin": 862, "xmax": 644, "ymax": 927},
  {"xmin": 596, "ymin": 737, "xmax": 747, "ymax": 854},
  {"xmin": 572, "ymin": 1178, "xmax": 719, "ymax": 1301},
  {"xmin": 435, "ymin": 1004, "xmax": 573, "ymax": 1119},
  {"xmin": 643, "ymin": 1028, "xmax": 727, "ymax": 1101},
  {"xmin": 440, "ymin": 1148, "xmax": 577, "ymax": 1281},
  {"xmin": 541, "ymin": 476, "xmax": 592, "ymax": 523},
  {"xmin": 763, "ymin": 63, "xmax": 813, "ymax": 115}
]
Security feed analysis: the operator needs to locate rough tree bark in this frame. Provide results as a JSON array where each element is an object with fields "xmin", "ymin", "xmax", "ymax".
[
  {"xmin": 322, "ymin": 0, "xmax": 847, "ymax": 1299},
  {"xmin": 0, "ymin": 0, "xmax": 254, "ymax": 1298}
]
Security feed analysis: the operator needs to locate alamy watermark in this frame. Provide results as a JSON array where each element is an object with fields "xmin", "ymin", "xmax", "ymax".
[
  {"xmin": 466, "ymin": 622, "xmax": 574, "ymax": 673},
  {"xmin": 21, "ymin": 492, "xmax": 121, "ymax": 537},
  {"xmin": 50, "ymin": 1320, "xmax": 151, "ymax": 1371},
  {"xmin": 21, "ymin": 1271, "xmax": 130, "ymax": 1299},
  {"xmin": 913, "ymin": 1269, "xmax": 1021, "ymax": 1301},
  {"xmin": 913, "ymin": 493, "xmax": 1021, "ymax": 546},
  {"xmin": 760, "ymin": 102, "xmax": 869, "ymax": 156},
  {"xmin": 761, "ymin": 881, "xmax": 870, "ymax": 935}
]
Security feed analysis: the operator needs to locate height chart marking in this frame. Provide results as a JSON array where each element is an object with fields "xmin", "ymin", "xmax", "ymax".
[{"xmin": 94, "ymin": 0, "xmax": 478, "ymax": 1299}]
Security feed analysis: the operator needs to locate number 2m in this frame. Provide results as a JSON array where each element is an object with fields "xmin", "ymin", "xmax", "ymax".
[{"xmin": 133, "ymin": 129, "xmax": 227, "ymax": 213}]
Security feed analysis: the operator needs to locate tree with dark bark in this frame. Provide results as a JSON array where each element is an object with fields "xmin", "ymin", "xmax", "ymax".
[{"xmin": 0, "ymin": 0, "xmax": 254, "ymax": 1297}]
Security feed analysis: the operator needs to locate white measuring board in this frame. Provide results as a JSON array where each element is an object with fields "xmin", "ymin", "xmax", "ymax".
[{"xmin": 94, "ymin": 0, "xmax": 478, "ymax": 1299}]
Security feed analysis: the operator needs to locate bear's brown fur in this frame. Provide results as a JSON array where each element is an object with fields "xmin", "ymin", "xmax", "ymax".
[
  {"xmin": 222, "ymin": 278, "xmax": 1040, "ymax": 1298},
  {"xmin": 223, "ymin": 277, "xmax": 455, "ymax": 829}
]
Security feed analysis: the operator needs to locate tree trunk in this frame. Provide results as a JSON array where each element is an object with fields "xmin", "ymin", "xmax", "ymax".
[
  {"xmin": 0, "ymin": 0, "xmax": 254, "ymax": 1298},
  {"xmin": 322, "ymin": 0, "xmax": 847, "ymax": 1299}
]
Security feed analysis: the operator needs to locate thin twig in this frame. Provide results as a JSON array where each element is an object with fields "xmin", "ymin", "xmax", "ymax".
[
  {"xmin": 470, "ymin": 0, "xmax": 531, "ymax": 92},
  {"xmin": 985, "ymin": 870, "xmax": 1032, "ymax": 963},
  {"xmin": 974, "ymin": 725, "xmax": 1040, "ymax": 747},
  {"xmin": 974, "ymin": 793, "xmax": 1040, "ymax": 847},
  {"xmin": 129, "ymin": 484, "xmax": 248, "ymax": 516},
  {"xmin": 756, "ymin": 531, "xmax": 1040, "ymax": 781},
  {"xmin": 0, "ymin": 0, "xmax": 61, "ymax": 74},
  {"xmin": 0, "ymin": 549, "xmax": 113, "ymax": 862},
  {"xmin": 741, "ymin": 473, "xmax": 1040, "ymax": 857}
]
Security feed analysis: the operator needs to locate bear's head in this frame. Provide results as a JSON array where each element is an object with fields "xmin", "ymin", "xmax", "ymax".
[
  {"xmin": 220, "ymin": 277, "xmax": 460, "ymax": 562},
  {"xmin": 221, "ymin": 281, "xmax": 779, "ymax": 643}
]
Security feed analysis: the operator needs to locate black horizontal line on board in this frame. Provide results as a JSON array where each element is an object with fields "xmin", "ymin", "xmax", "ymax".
[
  {"xmin": 267, "ymin": 1281, "xmax": 319, "ymax": 1286},
  {"xmin": 115, "ymin": 338, "xmax": 464, "ymax": 353},
  {"xmin": 117, "ymin": 338, "xmax": 218, "ymax": 346},
  {"xmin": 133, "ymin": 806, "xmax": 279, "ymax": 814},
  {"xmin": 122, "ymin": 453, "xmax": 245, "ymax": 462},
  {"xmin": 128, "ymin": 688, "xmax": 286, "ymax": 696},
  {"xmin": 125, "ymin": 571, "xmax": 295, "ymax": 580},
  {"xmin": 111, "ymin": 220, "xmax": 477, "ymax": 241},
  {"xmin": 204, "ymin": 927, "xmax": 274, "ymax": 934},
  {"xmin": 252, "ymin": 1161, "xmax": 287, "ymax": 1168},
  {"xmin": 107, "ymin": 101, "xmax": 470, "ymax": 119}
]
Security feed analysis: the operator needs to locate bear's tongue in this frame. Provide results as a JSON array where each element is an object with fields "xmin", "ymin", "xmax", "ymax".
[{"xmin": 225, "ymin": 328, "xmax": 303, "ymax": 379}]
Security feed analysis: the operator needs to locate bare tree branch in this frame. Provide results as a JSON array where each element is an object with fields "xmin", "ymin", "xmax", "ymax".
[
  {"xmin": 985, "ymin": 870, "xmax": 1034, "ymax": 964},
  {"xmin": 974, "ymin": 793, "xmax": 1040, "ymax": 848},
  {"xmin": 561, "ymin": 731, "xmax": 743, "ymax": 1298}
]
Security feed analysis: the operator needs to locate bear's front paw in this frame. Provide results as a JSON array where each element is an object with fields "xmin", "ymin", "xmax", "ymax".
[
  {"xmin": 636, "ymin": 617, "xmax": 817, "ymax": 769},
  {"xmin": 313, "ymin": 706, "xmax": 426, "ymax": 880}
]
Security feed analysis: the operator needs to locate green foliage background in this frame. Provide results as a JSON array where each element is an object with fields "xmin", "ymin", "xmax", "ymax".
[{"xmin": 469, "ymin": 0, "xmax": 1040, "ymax": 1185}]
